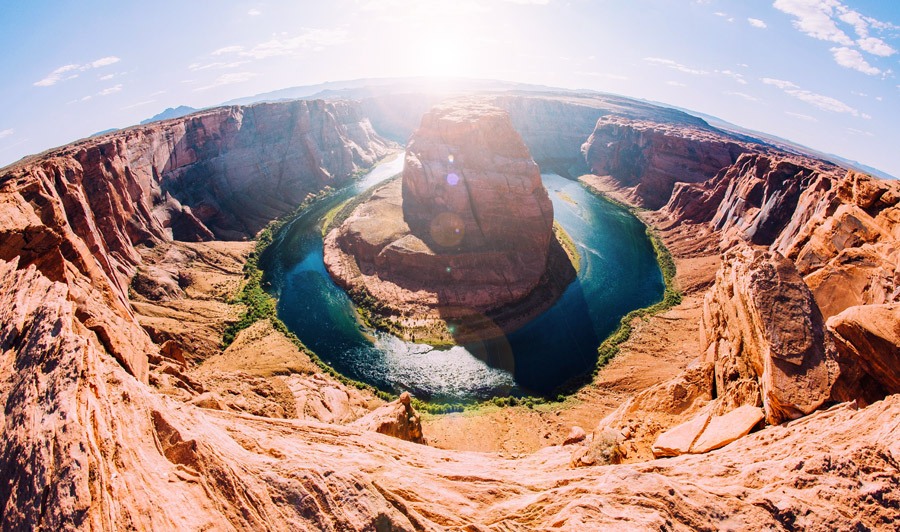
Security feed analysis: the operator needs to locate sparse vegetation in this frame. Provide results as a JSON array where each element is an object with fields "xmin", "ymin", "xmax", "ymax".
[
  {"xmin": 553, "ymin": 221, "xmax": 581, "ymax": 272},
  {"xmin": 222, "ymin": 187, "xmax": 333, "ymax": 347},
  {"xmin": 585, "ymin": 194, "xmax": 681, "ymax": 369},
  {"xmin": 555, "ymin": 190, "xmax": 578, "ymax": 205},
  {"xmin": 321, "ymin": 173, "xmax": 401, "ymax": 236}
]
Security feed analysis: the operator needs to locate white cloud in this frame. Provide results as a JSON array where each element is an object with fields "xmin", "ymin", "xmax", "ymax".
[
  {"xmin": 748, "ymin": 18, "xmax": 768, "ymax": 28},
  {"xmin": 240, "ymin": 28, "xmax": 349, "ymax": 58},
  {"xmin": 847, "ymin": 127, "xmax": 874, "ymax": 137},
  {"xmin": 33, "ymin": 56, "xmax": 121, "ymax": 87},
  {"xmin": 717, "ymin": 69, "xmax": 747, "ymax": 84},
  {"xmin": 90, "ymin": 56, "xmax": 121, "ymax": 68},
  {"xmin": 150, "ymin": 90, "xmax": 168, "ymax": 96},
  {"xmin": 786, "ymin": 111, "xmax": 818, "ymax": 121},
  {"xmin": 644, "ymin": 57, "xmax": 707, "ymax": 75},
  {"xmin": 500, "ymin": 0, "xmax": 549, "ymax": 3},
  {"xmin": 34, "ymin": 64, "xmax": 80, "ymax": 86},
  {"xmin": 666, "ymin": 81, "xmax": 687, "ymax": 87},
  {"xmin": 726, "ymin": 91, "xmax": 760, "ymax": 102},
  {"xmin": 857, "ymin": 36, "xmax": 897, "ymax": 57},
  {"xmin": 188, "ymin": 61, "xmax": 249, "ymax": 71},
  {"xmin": 194, "ymin": 72, "xmax": 257, "ymax": 91},
  {"xmin": 838, "ymin": 9, "xmax": 869, "ymax": 37},
  {"xmin": 773, "ymin": 0, "xmax": 853, "ymax": 45},
  {"xmin": 763, "ymin": 77, "xmax": 860, "ymax": 115},
  {"xmin": 0, "ymin": 128, "xmax": 13, "ymax": 140},
  {"xmin": 773, "ymin": 0, "xmax": 899, "ymax": 73},
  {"xmin": 99, "ymin": 73, "xmax": 115, "ymax": 81},
  {"xmin": 762, "ymin": 78, "xmax": 799, "ymax": 90},
  {"xmin": 830, "ymin": 46, "xmax": 880, "ymax": 75},
  {"xmin": 212, "ymin": 45, "xmax": 244, "ymax": 56},
  {"xmin": 120, "ymin": 100, "xmax": 156, "ymax": 110},
  {"xmin": 247, "ymin": 9, "xmax": 261, "ymax": 15},
  {"xmin": 97, "ymin": 84, "xmax": 123, "ymax": 96}
]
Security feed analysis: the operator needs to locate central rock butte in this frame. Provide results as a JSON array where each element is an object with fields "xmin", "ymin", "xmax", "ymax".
[{"xmin": 323, "ymin": 101, "xmax": 575, "ymax": 344}]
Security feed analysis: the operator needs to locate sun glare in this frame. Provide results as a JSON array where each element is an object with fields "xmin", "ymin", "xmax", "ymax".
[{"xmin": 391, "ymin": 2, "xmax": 485, "ymax": 79}]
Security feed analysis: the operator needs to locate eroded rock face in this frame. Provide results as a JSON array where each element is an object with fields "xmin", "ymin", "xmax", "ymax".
[
  {"xmin": 700, "ymin": 244, "xmax": 836, "ymax": 425},
  {"xmin": 402, "ymin": 101, "xmax": 553, "ymax": 255},
  {"xmin": 666, "ymin": 156, "xmax": 900, "ymax": 320},
  {"xmin": 324, "ymin": 101, "xmax": 566, "ymax": 341},
  {"xmin": 350, "ymin": 392, "xmax": 425, "ymax": 444},
  {"xmin": 0, "ymin": 99, "xmax": 391, "ymax": 382},
  {"xmin": 581, "ymin": 116, "xmax": 748, "ymax": 209},
  {"xmin": 828, "ymin": 303, "xmax": 900, "ymax": 405}
]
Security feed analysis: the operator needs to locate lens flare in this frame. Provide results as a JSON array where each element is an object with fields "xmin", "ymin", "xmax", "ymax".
[
  {"xmin": 448, "ymin": 154, "xmax": 454, "ymax": 164},
  {"xmin": 430, "ymin": 211, "xmax": 465, "ymax": 247},
  {"xmin": 446, "ymin": 172, "xmax": 459, "ymax": 186}
]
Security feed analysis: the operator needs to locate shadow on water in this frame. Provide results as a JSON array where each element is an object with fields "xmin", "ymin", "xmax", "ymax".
[{"xmin": 264, "ymin": 160, "xmax": 664, "ymax": 402}]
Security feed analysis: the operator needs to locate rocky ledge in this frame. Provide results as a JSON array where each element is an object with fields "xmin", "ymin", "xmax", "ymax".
[{"xmin": 324, "ymin": 101, "xmax": 574, "ymax": 343}]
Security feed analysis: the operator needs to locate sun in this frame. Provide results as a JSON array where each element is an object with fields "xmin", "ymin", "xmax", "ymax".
[{"xmin": 393, "ymin": 3, "xmax": 483, "ymax": 79}]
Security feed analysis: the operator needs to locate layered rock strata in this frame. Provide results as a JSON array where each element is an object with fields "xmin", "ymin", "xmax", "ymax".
[
  {"xmin": 0, "ymin": 99, "xmax": 391, "ymax": 382},
  {"xmin": 664, "ymin": 152, "xmax": 900, "ymax": 408},
  {"xmin": 324, "ymin": 102, "xmax": 569, "ymax": 342},
  {"xmin": 581, "ymin": 116, "xmax": 750, "ymax": 208},
  {"xmin": 699, "ymin": 244, "xmax": 836, "ymax": 425},
  {"xmin": 2, "ymin": 256, "xmax": 899, "ymax": 530}
]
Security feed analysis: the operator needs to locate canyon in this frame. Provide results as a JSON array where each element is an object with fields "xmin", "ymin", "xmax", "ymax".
[
  {"xmin": 1, "ymin": 90, "xmax": 899, "ymax": 530},
  {"xmin": 323, "ymin": 101, "xmax": 572, "ymax": 343}
]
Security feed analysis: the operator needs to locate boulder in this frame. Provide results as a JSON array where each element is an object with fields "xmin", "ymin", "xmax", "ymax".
[
  {"xmin": 700, "ymin": 244, "xmax": 836, "ymax": 425},
  {"xmin": 828, "ymin": 303, "xmax": 900, "ymax": 405},
  {"xmin": 689, "ymin": 405, "xmax": 765, "ymax": 454},
  {"xmin": 351, "ymin": 392, "xmax": 426, "ymax": 444},
  {"xmin": 563, "ymin": 426, "xmax": 586, "ymax": 445},
  {"xmin": 652, "ymin": 412, "xmax": 711, "ymax": 458}
]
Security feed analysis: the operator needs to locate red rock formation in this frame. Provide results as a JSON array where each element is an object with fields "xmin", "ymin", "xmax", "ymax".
[
  {"xmin": 666, "ymin": 154, "xmax": 900, "ymax": 318},
  {"xmin": 324, "ymin": 101, "xmax": 566, "ymax": 341},
  {"xmin": 581, "ymin": 116, "xmax": 749, "ymax": 208},
  {"xmin": 350, "ymin": 391, "xmax": 425, "ymax": 444},
  {"xmin": 828, "ymin": 303, "xmax": 900, "ymax": 405},
  {"xmin": 2, "ymin": 91, "xmax": 900, "ymax": 530},
  {"xmin": 0, "ymin": 100, "xmax": 391, "ymax": 381},
  {"xmin": 3, "ymin": 257, "xmax": 899, "ymax": 529},
  {"xmin": 401, "ymin": 101, "xmax": 553, "ymax": 255},
  {"xmin": 699, "ymin": 244, "xmax": 837, "ymax": 425}
]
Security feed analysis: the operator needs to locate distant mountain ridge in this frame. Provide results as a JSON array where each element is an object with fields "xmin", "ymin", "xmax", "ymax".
[{"xmin": 140, "ymin": 106, "xmax": 198, "ymax": 125}]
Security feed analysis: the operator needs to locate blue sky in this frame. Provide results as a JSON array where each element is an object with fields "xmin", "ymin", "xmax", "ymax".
[{"xmin": 1, "ymin": 0, "xmax": 898, "ymax": 177}]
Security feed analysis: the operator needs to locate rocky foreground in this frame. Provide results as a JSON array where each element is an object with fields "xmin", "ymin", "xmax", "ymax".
[{"xmin": 1, "ymin": 92, "xmax": 899, "ymax": 530}]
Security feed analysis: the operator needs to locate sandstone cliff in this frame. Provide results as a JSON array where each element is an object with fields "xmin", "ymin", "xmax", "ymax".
[
  {"xmin": 3, "ymin": 257, "xmax": 899, "ymax": 530},
  {"xmin": 661, "ymin": 149, "xmax": 900, "ymax": 421},
  {"xmin": 324, "ymin": 101, "xmax": 570, "ymax": 343},
  {"xmin": 581, "ymin": 116, "xmax": 750, "ymax": 208},
  {"xmin": 0, "ymin": 99, "xmax": 391, "ymax": 383}
]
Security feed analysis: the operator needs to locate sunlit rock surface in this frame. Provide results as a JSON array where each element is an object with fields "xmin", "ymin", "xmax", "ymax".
[{"xmin": 324, "ymin": 101, "xmax": 572, "ymax": 343}]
